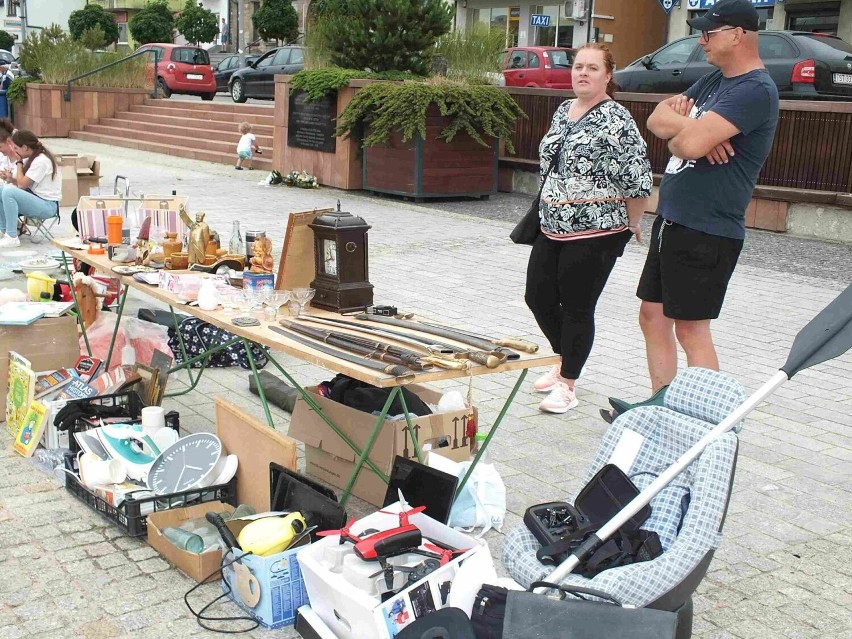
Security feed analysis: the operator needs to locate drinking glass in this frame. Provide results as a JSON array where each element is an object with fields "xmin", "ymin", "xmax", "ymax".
[
  {"xmin": 262, "ymin": 291, "xmax": 290, "ymax": 321},
  {"xmin": 289, "ymin": 288, "xmax": 315, "ymax": 318}
]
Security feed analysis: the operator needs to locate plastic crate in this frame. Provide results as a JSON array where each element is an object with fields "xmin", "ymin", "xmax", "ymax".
[
  {"xmin": 63, "ymin": 453, "xmax": 237, "ymax": 537},
  {"xmin": 66, "ymin": 391, "xmax": 180, "ymax": 454}
]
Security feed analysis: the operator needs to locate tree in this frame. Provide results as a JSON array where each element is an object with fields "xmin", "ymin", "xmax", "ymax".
[
  {"xmin": 129, "ymin": 0, "xmax": 175, "ymax": 46},
  {"xmin": 252, "ymin": 0, "xmax": 299, "ymax": 45},
  {"xmin": 0, "ymin": 30, "xmax": 14, "ymax": 52},
  {"xmin": 175, "ymin": 0, "xmax": 219, "ymax": 45},
  {"xmin": 325, "ymin": 0, "xmax": 453, "ymax": 75},
  {"xmin": 80, "ymin": 25, "xmax": 107, "ymax": 51},
  {"xmin": 68, "ymin": 4, "xmax": 119, "ymax": 45}
]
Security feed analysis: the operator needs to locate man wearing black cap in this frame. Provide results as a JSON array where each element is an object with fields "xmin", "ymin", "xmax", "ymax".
[{"xmin": 636, "ymin": 0, "xmax": 779, "ymax": 393}]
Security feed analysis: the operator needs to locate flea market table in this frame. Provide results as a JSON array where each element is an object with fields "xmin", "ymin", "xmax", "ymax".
[{"xmin": 53, "ymin": 238, "xmax": 559, "ymax": 505}]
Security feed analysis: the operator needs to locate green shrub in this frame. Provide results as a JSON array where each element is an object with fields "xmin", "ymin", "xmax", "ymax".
[
  {"xmin": 129, "ymin": 0, "xmax": 175, "ymax": 45},
  {"xmin": 0, "ymin": 30, "xmax": 14, "ymax": 52},
  {"xmin": 435, "ymin": 23, "xmax": 507, "ymax": 85},
  {"xmin": 25, "ymin": 36, "xmax": 147, "ymax": 88},
  {"xmin": 18, "ymin": 24, "xmax": 67, "ymax": 78},
  {"xmin": 335, "ymin": 78, "xmax": 525, "ymax": 152},
  {"xmin": 68, "ymin": 4, "xmax": 119, "ymax": 45},
  {"xmin": 7, "ymin": 76, "xmax": 36, "ymax": 105},
  {"xmin": 290, "ymin": 67, "xmax": 420, "ymax": 102}
]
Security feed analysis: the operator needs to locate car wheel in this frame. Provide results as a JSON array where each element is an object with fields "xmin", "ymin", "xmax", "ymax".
[
  {"xmin": 231, "ymin": 79, "xmax": 247, "ymax": 103},
  {"xmin": 201, "ymin": 92, "xmax": 215, "ymax": 101},
  {"xmin": 157, "ymin": 77, "xmax": 171, "ymax": 98}
]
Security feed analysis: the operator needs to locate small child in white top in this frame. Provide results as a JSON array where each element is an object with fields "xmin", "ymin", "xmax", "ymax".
[{"xmin": 236, "ymin": 121, "xmax": 262, "ymax": 170}]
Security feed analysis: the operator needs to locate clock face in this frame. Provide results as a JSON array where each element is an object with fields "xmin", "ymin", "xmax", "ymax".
[
  {"xmin": 146, "ymin": 433, "xmax": 223, "ymax": 495},
  {"xmin": 322, "ymin": 238, "xmax": 338, "ymax": 276}
]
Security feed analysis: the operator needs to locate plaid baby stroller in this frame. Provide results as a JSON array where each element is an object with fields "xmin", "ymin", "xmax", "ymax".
[{"xmin": 502, "ymin": 368, "xmax": 745, "ymax": 639}]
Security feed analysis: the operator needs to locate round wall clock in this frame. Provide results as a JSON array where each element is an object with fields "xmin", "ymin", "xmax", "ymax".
[{"xmin": 146, "ymin": 432, "xmax": 223, "ymax": 495}]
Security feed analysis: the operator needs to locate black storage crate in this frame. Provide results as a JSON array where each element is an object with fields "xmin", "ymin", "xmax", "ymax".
[
  {"xmin": 63, "ymin": 453, "xmax": 237, "ymax": 537},
  {"xmin": 65, "ymin": 391, "xmax": 180, "ymax": 454}
]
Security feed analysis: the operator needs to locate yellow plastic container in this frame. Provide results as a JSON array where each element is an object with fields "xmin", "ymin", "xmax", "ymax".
[{"xmin": 26, "ymin": 272, "xmax": 56, "ymax": 302}]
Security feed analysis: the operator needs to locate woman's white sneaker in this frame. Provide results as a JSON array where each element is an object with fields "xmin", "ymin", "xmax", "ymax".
[
  {"xmin": 539, "ymin": 382, "xmax": 579, "ymax": 414},
  {"xmin": 533, "ymin": 364, "xmax": 562, "ymax": 393},
  {"xmin": 0, "ymin": 235, "xmax": 20, "ymax": 248}
]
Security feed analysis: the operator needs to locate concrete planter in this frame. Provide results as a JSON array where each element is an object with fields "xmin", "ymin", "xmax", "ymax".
[{"xmin": 12, "ymin": 84, "xmax": 150, "ymax": 138}]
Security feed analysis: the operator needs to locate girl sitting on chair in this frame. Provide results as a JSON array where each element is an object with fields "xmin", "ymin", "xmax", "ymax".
[{"xmin": 0, "ymin": 130, "xmax": 62, "ymax": 248}]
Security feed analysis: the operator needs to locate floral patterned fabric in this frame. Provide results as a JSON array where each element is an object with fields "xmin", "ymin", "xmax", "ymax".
[{"xmin": 538, "ymin": 100, "xmax": 652, "ymax": 236}]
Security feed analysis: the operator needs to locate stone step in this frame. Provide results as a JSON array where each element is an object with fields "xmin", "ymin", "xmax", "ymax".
[
  {"xmin": 97, "ymin": 117, "xmax": 274, "ymax": 145},
  {"xmin": 143, "ymin": 97, "xmax": 273, "ymax": 115},
  {"xmin": 106, "ymin": 111, "xmax": 274, "ymax": 136},
  {"xmin": 69, "ymin": 130, "xmax": 273, "ymax": 171},
  {"xmin": 81, "ymin": 124, "xmax": 273, "ymax": 157},
  {"xmin": 128, "ymin": 103, "xmax": 274, "ymax": 126}
]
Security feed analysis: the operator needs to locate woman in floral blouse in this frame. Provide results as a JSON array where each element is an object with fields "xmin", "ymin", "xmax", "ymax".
[{"xmin": 526, "ymin": 43, "xmax": 652, "ymax": 414}]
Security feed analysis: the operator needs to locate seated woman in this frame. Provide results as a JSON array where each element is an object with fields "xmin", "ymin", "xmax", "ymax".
[
  {"xmin": 0, "ymin": 129, "xmax": 62, "ymax": 248},
  {"xmin": 0, "ymin": 118, "xmax": 17, "ymax": 178}
]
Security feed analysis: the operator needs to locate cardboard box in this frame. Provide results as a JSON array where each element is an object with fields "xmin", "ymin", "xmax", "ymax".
[
  {"xmin": 221, "ymin": 517, "xmax": 310, "ymax": 629},
  {"xmin": 0, "ymin": 316, "xmax": 80, "ymax": 410},
  {"xmin": 289, "ymin": 384, "xmax": 475, "ymax": 506},
  {"xmin": 58, "ymin": 155, "xmax": 101, "ymax": 206},
  {"xmin": 296, "ymin": 503, "xmax": 496, "ymax": 639},
  {"xmin": 147, "ymin": 501, "xmax": 235, "ymax": 583}
]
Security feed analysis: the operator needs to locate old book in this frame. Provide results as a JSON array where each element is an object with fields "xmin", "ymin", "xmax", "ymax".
[
  {"xmin": 34, "ymin": 369, "xmax": 75, "ymax": 400},
  {"xmin": 6, "ymin": 352, "xmax": 35, "ymax": 437},
  {"xmin": 13, "ymin": 400, "xmax": 49, "ymax": 457}
]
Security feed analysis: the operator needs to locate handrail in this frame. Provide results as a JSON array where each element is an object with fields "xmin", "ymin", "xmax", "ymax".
[{"xmin": 65, "ymin": 48, "xmax": 159, "ymax": 102}]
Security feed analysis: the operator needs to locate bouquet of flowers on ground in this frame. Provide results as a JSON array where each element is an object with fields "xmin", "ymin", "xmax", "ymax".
[{"xmin": 283, "ymin": 170, "xmax": 320, "ymax": 189}]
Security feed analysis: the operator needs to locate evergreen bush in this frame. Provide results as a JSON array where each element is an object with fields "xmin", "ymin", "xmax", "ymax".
[
  {"xmin": 129, "ymin": 0, "xmax": 175, "ymax": 45},
  {"xmin": 335, "ymin": 78, "xmax": 525, "ymax": 152},
  {"xmin": 68, "ymin": 4, "xmax": 120, "ymax": 45},
  {"xmin": 324, "ymin": 0, "xmax": 454, "ymax": 75}
]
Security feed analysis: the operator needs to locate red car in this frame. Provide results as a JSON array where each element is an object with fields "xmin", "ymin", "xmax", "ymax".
[
  {"xmin": 136, "ymin": 43, "xmax": 217, "ymax": 100},
  {"xmin": 502, "ymin": 46, "xmax": 576, "ymax": 89}
]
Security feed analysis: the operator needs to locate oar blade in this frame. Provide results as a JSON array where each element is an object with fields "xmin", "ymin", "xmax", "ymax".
[{"xmin": 782, "ymin": 284, "xmax": 852, "ymax": 378}]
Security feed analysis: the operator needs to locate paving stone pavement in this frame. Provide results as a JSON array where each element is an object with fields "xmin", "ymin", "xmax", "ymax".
[{"xmin": 0, "ymin": 137, "xmax": 849, "ymax": 639}]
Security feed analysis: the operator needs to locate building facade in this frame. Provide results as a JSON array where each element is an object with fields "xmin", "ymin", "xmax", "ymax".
[
  {"xmin": 668, "ymin": 0, "xmax": 852, "ymax": 45},
  {"xmin": 453, "ymin": 1, "xmax": 670, "ymax": 70},
  {"xmin": 2, "ymin": 0, "xmax": 86, "ymax": 51}
]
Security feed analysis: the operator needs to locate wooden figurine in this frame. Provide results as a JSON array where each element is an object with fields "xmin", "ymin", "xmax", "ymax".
[
  {"xmin": 179, "ymin": 206, "xmax": 211, "ymax": 266},
  {"xmin": 249, "ymin": 236, "xmax": 274, "ymax": 274}
]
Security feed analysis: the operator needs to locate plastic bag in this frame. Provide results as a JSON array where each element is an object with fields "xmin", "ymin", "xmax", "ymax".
[
  {"xmin": 449, "ymin": 461, "xmax": 506, "ymax": 537},
  {"xmin": 80, "ymin": 314, "xmax": 174, "ymax": 369}
]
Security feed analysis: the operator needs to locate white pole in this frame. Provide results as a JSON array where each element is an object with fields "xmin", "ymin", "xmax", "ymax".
[{"xmin": 541, "ymin": 369, "xmax": 790, "ymax": 589}]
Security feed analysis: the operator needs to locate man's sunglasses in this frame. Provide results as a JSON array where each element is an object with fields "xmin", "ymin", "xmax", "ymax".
[{"xmin": 700, "ymin": 26, "xmax": 740, "ymax": 41}]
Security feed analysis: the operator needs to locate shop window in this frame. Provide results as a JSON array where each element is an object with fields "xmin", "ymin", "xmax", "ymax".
[{"xmin": 787, "ymin": 12, "xmax": 840, "ymax": 36}]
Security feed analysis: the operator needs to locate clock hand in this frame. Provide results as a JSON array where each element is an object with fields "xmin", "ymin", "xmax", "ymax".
[
  {"xmin": 185, "ymin": 465, "xmax": 204, "ymax": 471},
  {"xmin": 174, "ymin": 465, "xmax": 186, "ymax": 490}
]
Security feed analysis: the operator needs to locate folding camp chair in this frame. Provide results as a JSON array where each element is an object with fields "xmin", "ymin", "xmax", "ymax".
[
  {"xmin": 502, "ymin": 368, "xmax": 745, "ymax": 639},
  {"xmin": 18, "ymin": 203, "xmax": 61, "ymax": 243}
]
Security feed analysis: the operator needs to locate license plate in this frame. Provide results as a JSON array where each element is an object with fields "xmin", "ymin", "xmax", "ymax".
[
  {"xmin": 187, "ymin": 73, "xmax": 203, "ymax": 80},
  {"xmin": 833, "ymin": 73, "xmax": 852, "ymax": 85}
]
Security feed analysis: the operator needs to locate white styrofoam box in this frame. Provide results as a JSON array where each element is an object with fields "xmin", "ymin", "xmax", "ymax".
[{"xmin": 297, "ymin": 502, "xmax": 496, "ymax": 639}]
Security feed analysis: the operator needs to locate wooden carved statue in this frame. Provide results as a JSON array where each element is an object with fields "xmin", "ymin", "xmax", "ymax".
[
  {"xmin": 249, "ymin": 236, "xmax": 274, "ymax": 274},
  {"xmin": 179, "ymin": 207, "xmax": 211, "ymax": 265}
]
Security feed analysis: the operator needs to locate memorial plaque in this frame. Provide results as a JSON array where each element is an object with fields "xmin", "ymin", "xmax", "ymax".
[{"xmin": 288, "ymin": 89, "xmax": 337, "ymax": 153}]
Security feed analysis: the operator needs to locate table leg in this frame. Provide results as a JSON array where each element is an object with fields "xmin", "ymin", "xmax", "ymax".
[
  {"xmin": 397, "ymin": 390, "xmax": 424, "ymax": 464},
  {"xmin": 169, "ymin": 307, "xmax": 197, "ymax": 388},
  {"xmin": 242, "ymin": 338, "xmax": 274, "ymax": 428},
  {"xmin": 341, "ymin": 387, "xmax": 401, "ymax": 507},
  {"xmin": 61, "ymin": 252, "xmax": 91, "ymax": 356},
  {"xmin": 105, "ymin": 286, "xmax": 129, "ymax": 367},
  {"xmin": 165, "ymin": 335, "xmax": 242, "ymax": 397},
  {"xmin": 455, "ymin": 369, "xmax": 528, "ymax": 498},
  {"xmin": 261, "ymin": 348, "xmax": 390, "ymax": 494}
]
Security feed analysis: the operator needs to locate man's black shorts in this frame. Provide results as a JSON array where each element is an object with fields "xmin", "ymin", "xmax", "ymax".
[{"xmin": 637, "ymin": 216, "xmax": 744, "ymax": 321}]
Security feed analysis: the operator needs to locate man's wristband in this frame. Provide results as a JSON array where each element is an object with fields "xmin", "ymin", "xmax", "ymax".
[{"xmin": 15, "ymin": 161, "xmax": 23, "ymax": 166}]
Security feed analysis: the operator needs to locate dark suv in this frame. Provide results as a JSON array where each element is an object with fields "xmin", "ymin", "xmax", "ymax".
[
  {"xmin": 613, "ymin": 31, "xmax": 852, "ymax": 100},
  {"xmin": 229, "ymin": 46, "xmax": 305, "ymax": 102}
]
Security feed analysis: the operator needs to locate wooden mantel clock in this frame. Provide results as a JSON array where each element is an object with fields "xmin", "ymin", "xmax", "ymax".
[{"xmin": 309, "ymin": 201, "xmax": 374, "ymax": 313}]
